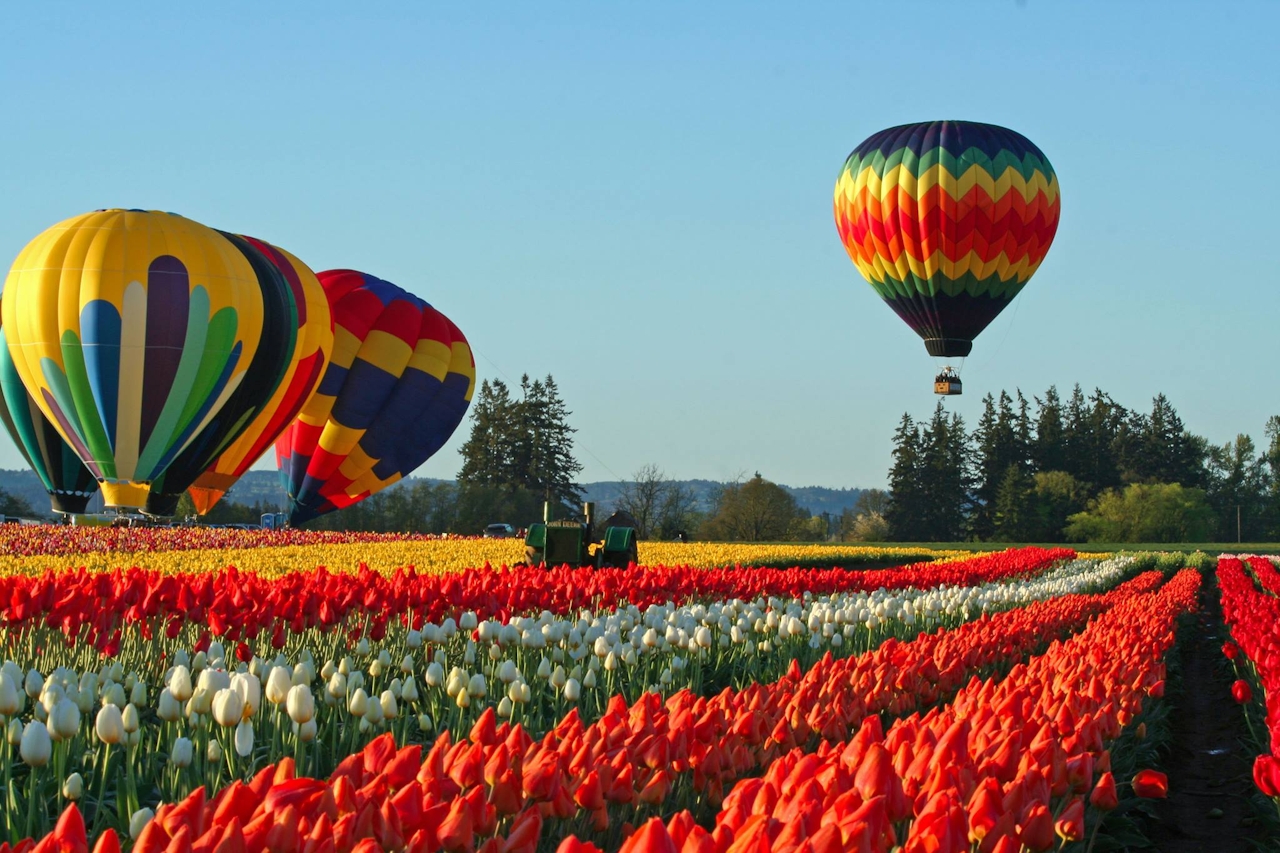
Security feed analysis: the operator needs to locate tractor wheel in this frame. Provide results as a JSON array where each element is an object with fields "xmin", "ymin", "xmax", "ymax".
[{"xmin": 526, "ymin": 546, "xmax": 544, "ymax": 567}]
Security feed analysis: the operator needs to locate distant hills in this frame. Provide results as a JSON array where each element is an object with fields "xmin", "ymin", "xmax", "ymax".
[{"xmin": 0, "ymin": 468, "xmax": 866, "ymax": 519}]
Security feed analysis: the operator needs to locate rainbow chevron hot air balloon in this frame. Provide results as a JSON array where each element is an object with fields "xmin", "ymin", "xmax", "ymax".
[
  {"xmin": 834, "ymin": 121, "xmax": 1060, "ymax": 369},
  {"xmin": 275, "ymin": 270, "xmax": 474, "ymax": 526},
  {"xmin": 1, "ymin": 210, "xmax": 267, "ymax": 510}
]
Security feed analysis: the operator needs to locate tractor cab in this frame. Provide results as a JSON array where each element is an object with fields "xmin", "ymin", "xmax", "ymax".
[
  {"xmin": 524, "ymin": 501, "xmax": 639, "ymax": 569},
  {"xmin": 934, "ymin": 367, "xmax": 962, "ymax": 396}
]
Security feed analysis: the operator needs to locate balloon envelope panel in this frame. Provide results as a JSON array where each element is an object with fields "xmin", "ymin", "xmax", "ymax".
[
  {"xmin": 0, "ymin": 209, "xmax": 267, "ymax": 509},
  {"xmin": 0, "ymin": 317, "xmax": 98, "ymax": 514},
  {"xmin": 187, "ymin": 239, "xmax": 333, "ymax": 516},
  {"xmin": 833, "ymin": 121, "xmax": 1060, "ymax": 357},
  {"xmin": 275, "ymin": 270, "xmax": 474, "ymax": 526}
]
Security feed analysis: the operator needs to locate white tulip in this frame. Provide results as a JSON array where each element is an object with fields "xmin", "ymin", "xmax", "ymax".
[
  {"xmin": 234, "ymin": 721, "xmax": 254, "ymax": 757},
  {"xmin": 168, "ymin": 666, "xmax": 194, "ymax": 702},
  {"xmin": 400, "ymin": 676, "xmax": 419, "ymax": 704},
  {"xmin": 211, "ymin": 689, "xmax": 244, "ymax": 728},
  {"xmin": 296, "ymin": 718, "xmax": 318, "ymax": 742},
  {"xmin": 24, "ymin": 670, "xmax": 43, "ymax": 700},
  {"xmin": 467, "ymin": 674, "xmax": 486, "ymax": 698},
  {"xmin": 207, "ymin": 739, "xmax": 223, "ymax": 763},
  {"xmin": 171, "ymin": 737, "xmax": 193, "ymax": 768},
  {"xmin": 129, "ymin": 808, "xmax": 154, "ymax": 840},
  {"xmin": 265, "ymin": 668, "xmax": 292, "ymax": 706},
  {"xmin": 563, "ymin": 678, "xmax": 581, "ymax": 702},
  {"xmin": 95, "ymin": 704, "xmax": 125, "ymax": 745},
  {"xmin": 425, "ymin": 662, "xmax": 444, "ymax": 687},
  {"xmin": 286, "ymin": 685, "xmax": 315, "ymax": 725},
  {"xmin": 348, "ymin": 688, "xmax": 369, "ymax": 717},
  {"xmin": 498, "ymin": 660, "xmax": 520, "ymax": 684},
  {"xmin": 231, "ymin": 673, "xmax": 260, "ymax": 718},
  {"xmin": 63, "ymin": 772, "xmax": 84, "ymax": 800},
  {"xmin": 49, "ymin": 698, "xmax": 81, "ymax": 740},
  {"xmin": 19, "ymin": 721, "xmax": 51, "ymax": 767},
  {"xmin": 122, "ymin": 704, "xmax": 140, "ymax": 734},
  {"xmin": 380, "ymin": 691, "xmax": 398, "ymax": 719}
]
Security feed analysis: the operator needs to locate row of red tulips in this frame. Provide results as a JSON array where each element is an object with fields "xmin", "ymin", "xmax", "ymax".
[
  {"xmin": 16, "ymin": 562, "xmax": 1152, "ymax": 853},
  {"xmin": 609, "ymin": 566, "xmax": 1198, "ymax": 853},
  {"xmin": 0, "ymin": 526, "xmax": 467, "ymax": 558},
  {"xmin": 1, "ymin": 549, "xmax": 1072, "ymax": 654},
  {"xmin": 1216, "ymin": 555, "xmax": 1280, "ymax": 797}
]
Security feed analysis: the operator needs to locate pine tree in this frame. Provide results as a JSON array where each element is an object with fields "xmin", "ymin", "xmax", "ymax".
[
  {"xmin": 970, "ymin": 392, "xmax": 1022, "ymax": 539},
  {"xmin": 1033, "ymin": 386, "xmax": 1067, "ymax": 473},
  {"xmin": 457, "ymin": 374, "xmax": 582, "ymax": 511},
  {"xmin": 993, "ymin": 465, "xmax": 1035, "ymax": 542},
  {"xmin": 918, "ymin": 403, "xmax": 970, "ymax": 541},
  {"xmin": 885, "ymin": 414, "xmax": 925, "ymax": 541},
  {"xmin": 457, "ymin": 380, "xmax": 520, "ymax": 487},
  {"xmin": 520, "ymin": 375, "xmax": 583, "ymax": 507}
]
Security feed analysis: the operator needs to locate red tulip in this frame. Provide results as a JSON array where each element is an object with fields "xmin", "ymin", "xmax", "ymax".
[
  {"xmin": 1132, "ymin": 770, "xmax": 1168, "ymax": 799},
  {"xmin": 1090, "ymin": 772, "xmax": 1119, "ymax": 811},
  {"xmin": 1232, "ymin": 679, "xmax": 1253, "ymax": 704},
  {"xmin": 1054, "ymin": 798, "xmax": 1085, "ymax": 841}
]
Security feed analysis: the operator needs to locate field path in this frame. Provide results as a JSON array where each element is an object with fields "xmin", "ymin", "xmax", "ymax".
[{"xmin": 1143, "ymin": 576, "xmax": 1266, "ymax": 851}]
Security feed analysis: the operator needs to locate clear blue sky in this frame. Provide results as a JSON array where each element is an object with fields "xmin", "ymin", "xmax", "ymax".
[{"xmin": 1, "ymin": 2, "xmax": 1277, "ymax": 490}]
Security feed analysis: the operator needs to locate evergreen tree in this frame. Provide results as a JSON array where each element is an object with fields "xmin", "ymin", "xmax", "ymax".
[
  {"xmin": 993, "ymin": 465, "xmax": 1036, "ymax": 542},
  {"xmin": 1205, "ymin": 434, "xmax": 1268, "ymax": 542},
  {"xmin": 884, "ymin": 414, "xmax": 925, "ymax": 541},
  {"xmin": 457, "ymin": 380, "xmax": 519, "ymax": 487},
  {"xmin": 970, "ymin": 392, "xmax": 1022, "ymax": 539},
  {"xmin": 519, "ymin": 375, "xmax": 583, "ymax": 506},
  {"xmin": 1033, "ymin": 386, "xmax": 1067, "ymax": 473},
  {"xmin": 1263, "ymin": 417, "xmax": 1280, "ymax": 539},
  {"xmin": 917, "ymin": 403, "xmax": 971, "ymax": 541}
]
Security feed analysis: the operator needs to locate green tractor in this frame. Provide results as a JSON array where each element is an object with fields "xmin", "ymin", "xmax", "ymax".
[{"xmin": 524, "ymin": 501, "xmax": 639, "ymax": 569}]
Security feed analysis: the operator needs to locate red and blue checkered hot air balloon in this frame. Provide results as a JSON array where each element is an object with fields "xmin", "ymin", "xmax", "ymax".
[{"xmin": 275, "ymin": 270, "xmax": 475, "ymax": 526}]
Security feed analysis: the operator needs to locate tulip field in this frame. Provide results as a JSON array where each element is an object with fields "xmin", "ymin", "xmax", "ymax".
[{"xmin": 5, "ymin": 527, "xmax": 1280, "ymax": 852}]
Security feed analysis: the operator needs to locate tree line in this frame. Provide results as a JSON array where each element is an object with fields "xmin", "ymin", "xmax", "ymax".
[{"xmin": 879, "ymin": 385, "xmax": 1280, "ymax": 543}]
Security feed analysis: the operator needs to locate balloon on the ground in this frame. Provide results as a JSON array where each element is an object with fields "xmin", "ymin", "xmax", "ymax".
[
  {"xmin": 185, "ymin": 238, "xmax": 333, "ymax": 516},
  {"xmin": 0, "ymin": 314, "xmax": 98, "ymax": 514},
  {"xmin": 833, "ymin": 121, "xmax": 1061, "ymax": 358},
  {"xmin": 1, "ymin": 209, "xmax": 268, "ymax": 510},
  {"xmin": 275, "ymin": 270, "xmax": 474, "ymax": 526}
]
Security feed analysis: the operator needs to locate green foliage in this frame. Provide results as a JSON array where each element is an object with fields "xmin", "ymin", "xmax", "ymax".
[
  {"xmin": 457, "ymin": 374, "xmax": 583, "ymax": 510},
  {"xmin": 0, "ymin": 486, "xmax": 36, "ymax": 518},
  {"xmin": 1064, "ymin": 483, "xmax": 1216, "ymax": 543},
  {"xmin": 1028, "ymin": 470, "xmax": 1086, "ymax": 543},
  {"xmin": 840, "ymin": 510, "xmax": 889, "ymax": 542},
  {"xmin": 699, "ymin": 474, "xmax": 807, "ymax": 541}
]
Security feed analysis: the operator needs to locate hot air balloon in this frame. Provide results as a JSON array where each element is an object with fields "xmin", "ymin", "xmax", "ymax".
[
  {"xmin": 275, "ymin": 270, "xmax": 474, "ymax": 526},
  {"xmin": 142, "ymin": 233, "xmax": 325, "ymax": 517},
  {"xmin": 0, "ymin": 313, "xmax": 99, "ymax": 515},
  {"xmin": 1, "ymin": 209, "xmax": 267, "ymax": 510},
  {"xmin": 833, "ymin": 121, "xmax": 1060, "ymax": 394},
  {"xmin": 184, "ymin": 239, "xmax": 333, "ymax": 516}
]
